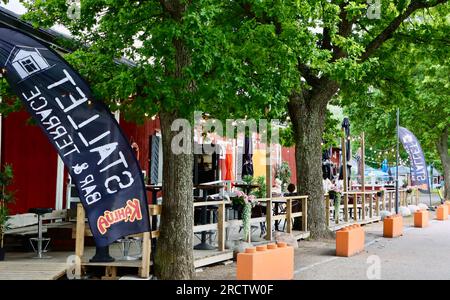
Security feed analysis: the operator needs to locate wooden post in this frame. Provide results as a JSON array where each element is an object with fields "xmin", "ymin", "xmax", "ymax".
[
  {"xmin": 286, "ymin": 199, "xmax": 292, "ymax": 234},
  {"xmin": 103, "ymin": 266, "xmax": 117, "ymax": 280},
  {"xmin": 325, "ymin": 194, "xmax": 330, "ymax": 227},
  {"xmin": 362, "ymin": 193, "xmax": 366, "ymax": 220},
  {"xmin": 375, "ymin": 192, "xmax": 380, "ymax": 216},
  {"xmin": 246, "ymin": 202, "xmax": 252, "ymax": 243},
  {"xmin": 382, "ymin": 192, "xmax": 386, "ymax": 211},
  {"xmin": 265, "ymin": 199, "xmax": 273, "ymax": 241},
  {"xmin": 302, "ymin": 197, "xmax": 308, "ymax": 232},
  {"xmin": 139, "ymin": 232, "xmax": 151, "ymax": 278},
  {"xmin": 344, "ymin": 193, "xmax": 349, "ymax": 222},
  {"xmin": 265, "ymin": 144, "xmax": 272, "ymax": 241},
  {"xmin": 361, "ymin": 132, "xmax": 366, "ymax": 220},
  {"xmin": 389, "ymin": 192, "xmax": 393, "ymax": 212},
  {"xmin": 75, "ymin": 203, "xmax": 85, "ymax": 279},
  {"xmin": 217, "ymin": 202, "xmax": 226, "ymax": 251},
  {"xmin": 416, "ymin": 189, "xmax": 419, "ymax": 206},
  {"xmin": 266, "ymin": 145, "xmax": 272, "ymax": 198},
  {"xmin": 341, "ymin": 131, "xmax": 349, "ymax": 222}
]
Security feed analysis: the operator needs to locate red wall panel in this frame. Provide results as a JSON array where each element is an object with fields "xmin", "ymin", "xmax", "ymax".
[
  {"xmin": 2, "ymin": 110, "xmax": 57, "ymax": 215},
  {"xmin": 120, "ymin": 117, "xmax": 161, "ymax": 204},
  {"xmin": 119, "ymin": 117, "xmax": 160, "ymax": 174},
  {"xmin": 281, "ymin": 147, "xmax": 297, "ymax": 185}
]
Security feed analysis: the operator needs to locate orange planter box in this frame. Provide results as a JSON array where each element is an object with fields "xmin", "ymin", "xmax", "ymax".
[
  {"xmin": 237, "ymin": 243, "xmax": 294, "ymax": 280},
  {"xmin": 414, "ymin": 210, "xmax": 429, "ymax": 228},
  {"xmin": 445, "ymin": 201, "xmax": 450, "ymax": 214},
  {"xmin": 336, "ymin": 224, "xmax": 365, "ymax": 257},
  {"xmin": 436, "ymin": 205, "xmax": 448, "ymax": 221},
  {"xmin": 383, "ymin": 215, "xmax": 403, "ymax": 238}
]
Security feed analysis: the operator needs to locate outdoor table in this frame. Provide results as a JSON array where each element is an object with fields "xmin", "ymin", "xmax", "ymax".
[
  {"xmin": 194, "ymin": 183, "xmax": 226, "ymax": 250},
  {"xmin": 234, "ymin": 183, "xmax": 260, "ymax": 195}
]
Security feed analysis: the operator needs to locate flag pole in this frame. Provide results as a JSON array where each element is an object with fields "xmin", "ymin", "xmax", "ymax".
[{"xmin": 395, "ymin": 109, "xmax": 400, "ymax": 215}]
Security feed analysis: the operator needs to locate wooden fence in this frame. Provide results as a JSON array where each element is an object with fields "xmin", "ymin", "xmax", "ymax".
[
  {"xmin": 192, "ymin": 195, "xmax": 309, "ymax": 249},
  {"xmin": 74, "ymin": 195, "xmax": 309, "ymax": 278},
  {"xmin": 325, "ymin": 188, "xmax": 420, "ymax": 228}
]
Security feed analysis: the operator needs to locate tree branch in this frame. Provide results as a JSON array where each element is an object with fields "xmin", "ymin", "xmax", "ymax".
[
  {"xmin": 331, "ymin": 2, "xmax": 356, "ymax": 61},
  {"xmin": 298, "ymin": 62, "xmax": 321, "ymax": 88},
  {"xmin": 360, "ymin": 0, "xmax": 448, "ymax": 61}
]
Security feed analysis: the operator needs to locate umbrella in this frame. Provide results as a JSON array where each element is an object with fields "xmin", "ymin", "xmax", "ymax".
[
  {"xmin": 342, "ymin": 118, "xmax": 351, "ymax": 161},
  {"xmin": 224, "ymin": 144, "xmax": 234, "ymax": 181},
  {"xmin": 341, "ymin": 118, "xmax": 352, "ymax": 181},
  {"xmin": 389, "ymin": 166, "xmax": 410, "ymax": 176},
  {"xmin": 322, "ymin": 148, "xmax": 332, "ymax": 180},
  {"xmin": 242, "ymin": 136, "xmax": 254, "ymax": 177},
  {"xmin": 365, "ymin": 167, "xmax": 389, "ymax": 181}
]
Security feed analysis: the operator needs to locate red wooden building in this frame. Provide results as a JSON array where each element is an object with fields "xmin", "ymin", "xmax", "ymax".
[{"xmin": 0, "ymin": 7, "xmax": 297, "ymax": 216}]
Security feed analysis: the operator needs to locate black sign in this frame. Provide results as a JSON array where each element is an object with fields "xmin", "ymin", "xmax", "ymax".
[{"xmin": 0, "ymin": 27, "xmax": 150, "ymax": 247}]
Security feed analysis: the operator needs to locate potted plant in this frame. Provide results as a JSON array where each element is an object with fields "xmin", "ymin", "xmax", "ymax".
[
  {"xmin": 377, "ymin": 187, "xmax": 386, "ymax": 198},
  {"xmin": 242, "ymin": 175, "xmax": 254, "ymax": 185},
  {"xmin": 406, "ymin": 186, "xmax": 413, "ymax": 194},
  {"xmin": 0, "ymin": 164, "xmax": 14, "ymax": 261},
  {"xmin": 328, "ymin": 186, "xmax": 342, "ymax": 224},
  {"xmin": 230, "ymin": 191, "xmax": 258, "ymax": 241},
  {"xmin": 252, "ymin": 176, "xmax": 267, "ymax": 199},
  {"xmin": 275, "ymin": 162, "xmax": 291, "ymax": 193}
]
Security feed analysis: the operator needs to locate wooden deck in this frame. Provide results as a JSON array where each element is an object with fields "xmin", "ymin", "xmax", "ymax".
[
  {"xmin": 0, "ymin": 246, "xmax": 238, "ymax": 279},
  {"xmin": 328, "ymin": 216, "xmax": 382, "ymax": 232},
  {"xmin": 194, "ymin": 249, "xmax": 234, "ymax": 268},
  {"xmin": 0, "ymin": 261, "xmax": 67, "ymax": 280}
]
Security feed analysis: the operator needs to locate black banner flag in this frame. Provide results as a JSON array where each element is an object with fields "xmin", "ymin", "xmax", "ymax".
[
  {"xmin": 0, "ymin": 27, "xmax": 150, "ymax": 247},
  {"xmin": 399, "ymin": 127, "xmax": 429, "ymax": 190}
]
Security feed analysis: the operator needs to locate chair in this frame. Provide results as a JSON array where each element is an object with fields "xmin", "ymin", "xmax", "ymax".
[{"xmin": 29, "ymin": 208, "xmax": 53, "ymax": 259}]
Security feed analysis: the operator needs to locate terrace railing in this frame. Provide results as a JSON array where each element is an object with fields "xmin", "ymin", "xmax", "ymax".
[{"xmin": 325, "ymin": 188, "xmax": 420, "ymax": 229}]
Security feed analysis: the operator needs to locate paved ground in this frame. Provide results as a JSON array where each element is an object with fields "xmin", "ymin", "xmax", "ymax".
[
  {"xmin": 296, "ymin": 213, "xmax": 450, "ymax": 280},
  {"xmin": 196, "ymin": 194, "xmax": 450, "ymax": 280}
]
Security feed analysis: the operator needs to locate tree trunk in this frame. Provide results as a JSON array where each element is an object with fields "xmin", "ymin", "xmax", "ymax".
[
  {"xmin": 436, "ymin": 128, "xmax": 450, "ymax": 200},
  {"xmin": 155, "ymin": 110, "xmax": 194, "ymax": 280},
  {"xmin": 155, "ymin": 0, "xmax": 194, "ymax": 278},
  {"xmin": 288, "ymin": 81, "xmax": 338, "ymax": 238}
]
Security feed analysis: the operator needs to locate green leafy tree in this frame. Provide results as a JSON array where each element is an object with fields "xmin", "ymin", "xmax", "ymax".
[
  {"xmin": 213, "ymin": 0, "xmax": 449, "ymax": 237},
  {"xmin": 12, "ymin": 0, "xmax": 229, "ymax": 279},
  {"xmin": 342, "ymin": 8, "xmax": 450, "ymax": 198}
]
